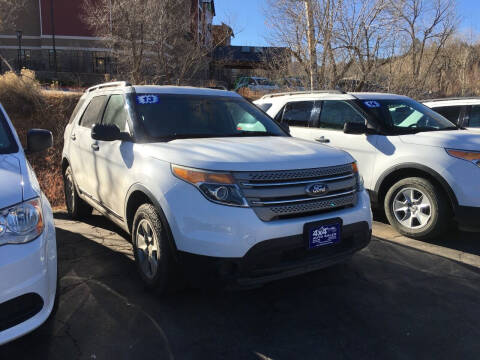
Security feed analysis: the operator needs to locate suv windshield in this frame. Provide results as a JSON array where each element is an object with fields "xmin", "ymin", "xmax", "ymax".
[
  {"xmin": 0, "ymin": 110, "xmax": 17, "ymax": 154},
  {"xmin": 358, "ymin": 98, "xmax": 457, "ymax": 134},
  {"xmin": 134, "ymin": 95, "xmax": 286, "ymax": 141}
]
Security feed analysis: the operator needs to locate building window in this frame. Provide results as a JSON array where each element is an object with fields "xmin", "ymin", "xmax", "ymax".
[{"xmin": 93, "ymin": 52, "xmax": 110, "ymax": 74}]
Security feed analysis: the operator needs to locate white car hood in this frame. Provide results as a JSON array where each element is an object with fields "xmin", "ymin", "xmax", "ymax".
[
  {"xmin": 0, "ymin": 154, "xmax": 23, "ymax": 209},
  {"xmin": 142, "ymin": 136, "xmax": 354, "ymax": 172},
  {"xmin": 399, "ymin": 130, "xmax": 480, "ymax": 150}
]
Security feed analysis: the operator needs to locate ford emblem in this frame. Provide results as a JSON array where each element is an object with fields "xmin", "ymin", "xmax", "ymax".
[{"xmin": 305, "ymin": 183, "xmax": 329, "ymax": 196}]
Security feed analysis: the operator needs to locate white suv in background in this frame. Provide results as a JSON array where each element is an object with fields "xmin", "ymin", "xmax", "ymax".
[
  {"xmin": 0, "ymin": 104, "xmax": 57, "ymax": 345},
  {"xmin": 255, "ymin": 91, "xmax": 480, "ymax": 239},
  {"xmin": 422, "ymin": 97, "xmax": 480, "ymax": 131},
  {"xmin": 61, "ymin": 82, "xmax": 372, "ymax": 291}
]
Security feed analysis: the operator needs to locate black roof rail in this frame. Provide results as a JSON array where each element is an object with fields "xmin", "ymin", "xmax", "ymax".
[
  {"xmin": 86, "ymin": 81, "xmax": 132, "ymax": 93},
  {"xmin": 260, "ymin": 89, "xmax": 347, "ymax": 100}
]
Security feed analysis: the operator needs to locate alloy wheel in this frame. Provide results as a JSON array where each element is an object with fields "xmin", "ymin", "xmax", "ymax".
[
  {"xmin": 136, "ymin": 219, "xmax": 159, "ymax": 279},
  {"xmin": 392, "ymin": 187, "xmax": 432, "ymax": 229}
]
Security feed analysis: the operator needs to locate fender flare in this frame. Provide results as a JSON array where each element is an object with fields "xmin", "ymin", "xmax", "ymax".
[
  {"xmin": 124, "ymin": 183, "xmax": 179, "ymax": 254},
  {"xmin": 372, "ymin": 163, "xmax": 458, "ymax": 208}
]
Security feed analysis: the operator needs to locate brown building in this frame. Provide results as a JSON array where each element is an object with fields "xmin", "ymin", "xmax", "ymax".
[{"xmin": 0, "ymin": 0, "xmax": 215, "ymax": 84}]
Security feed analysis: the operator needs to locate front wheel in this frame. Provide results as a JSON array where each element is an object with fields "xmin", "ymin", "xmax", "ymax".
[
  {"xmin": 384, "ymin": 177, "xmax": 450, "ymax": 240},
  {"xmin": 132, "ymin": 204, "xmax": 177, "ymax": 293}
]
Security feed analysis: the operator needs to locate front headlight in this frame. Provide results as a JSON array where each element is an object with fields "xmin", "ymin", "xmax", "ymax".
[
  {"xmin": 172, "ymin": 165, "xmax": 248, "ymax": 207},
  {"xmin": 0, "ymin": 198, "xmax": 44, "ymax": 245},
  {"xmin": 446, "ymin": 149, "xmax": 480, "ymax": 167}
]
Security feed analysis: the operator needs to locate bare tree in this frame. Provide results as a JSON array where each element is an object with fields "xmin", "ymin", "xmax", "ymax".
[
  {"xmin": 334, "ymin": 0, "xmax": 394, "ymax": 90},
  {"xmin": 386, "ymin": 0, "xmax": 458, "ymax": 93},
  {"xmin": 83, "ymin": 0, "xmax": 227, "ymax": 84}
]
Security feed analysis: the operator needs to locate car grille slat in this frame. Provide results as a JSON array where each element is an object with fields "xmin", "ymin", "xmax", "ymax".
[{"xmin": 234, "ymin": 165, "xmax": 358, "ymax": 221}]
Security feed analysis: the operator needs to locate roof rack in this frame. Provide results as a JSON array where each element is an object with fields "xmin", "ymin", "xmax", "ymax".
[
  {"xmin": 421, "ymin": 96, "xmax": 480, "ymax": 103},
  {"xmin": 260, "ymin": 89, "xmax": 347, "ymax": 100},
  {"xmin": 86, "ymin": 81, "xmax": 132, "ymax": 93}
]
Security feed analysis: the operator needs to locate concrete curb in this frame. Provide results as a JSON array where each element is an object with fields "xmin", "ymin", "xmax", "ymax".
[{"xmin": 372, "ymin": 221, "xmax": 480, "ymax": 269}]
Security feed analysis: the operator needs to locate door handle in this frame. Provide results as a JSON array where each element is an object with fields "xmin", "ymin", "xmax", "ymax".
[
  {"xmin": 91, "ymin": 143, "xmax": 99, "ymax": 151},
  {"xmin": 315, "ymin": 136, "xmax": 330, "ymax": 143},
  {"xmin": 70, "ymin": 134, "xmax": 76, "ymax": 141}
]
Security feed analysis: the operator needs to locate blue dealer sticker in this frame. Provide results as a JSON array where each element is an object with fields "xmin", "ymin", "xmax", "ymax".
[
  {"xmin": 136, "ymin": 94, "xmax": 160, "ymax": 105},
  {"xmin": 364, "ymin": 100, "xmax": 381, "ymax": 108}
]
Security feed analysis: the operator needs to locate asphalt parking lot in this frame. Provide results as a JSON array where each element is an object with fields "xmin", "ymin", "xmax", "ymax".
[{"xmin": 1, "ymin": 212, "xmax": 480, "ymax": 360}]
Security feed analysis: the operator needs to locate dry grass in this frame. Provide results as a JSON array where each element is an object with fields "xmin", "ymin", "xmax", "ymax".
[{"xmin": 0, "ymin": 70, "xmax": 81, "ymax": 207}]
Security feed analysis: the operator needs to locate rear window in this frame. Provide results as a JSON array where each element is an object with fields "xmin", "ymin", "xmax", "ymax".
[
  {"xmin": 69, "ymin": 98, "xmax": 86, "ymax": 124},
  {"xmin": 79, "ymin": 96, "xmax": 107, "ymax": 128},
  {"xmin": 0, "ymin": 110, "xmax": 18, "ymax": 154}
]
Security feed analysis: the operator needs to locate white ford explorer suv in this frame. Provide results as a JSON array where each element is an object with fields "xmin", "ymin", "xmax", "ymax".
[
  {"xmin": 422, "ymin": 97, "xmax": 480, "ymax": 131},
  {"xmin": 0, "ymin": 104, "xmax": 57, "ymax": 345},
  {"xmin": 255, "ymin": 91, "xmax": 480, "ymax": 239},
  {"xmin": 61, "ymin": 82, "xmax": 372, "ymax": 291}
]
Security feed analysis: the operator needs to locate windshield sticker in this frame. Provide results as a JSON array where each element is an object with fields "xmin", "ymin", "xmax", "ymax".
[
  {"xmin": 136, "ymin": 95, "xmax": 160, "ymax": 105},
  {"xmin": 364, "ymin": 100, "xmax": 381, "ymax": 108}
]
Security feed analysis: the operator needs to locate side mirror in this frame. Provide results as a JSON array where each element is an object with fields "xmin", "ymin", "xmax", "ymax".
[
  {"xmin": 344, "ymin": 122, "xmax": 367, "ymax": 135},
  {"xmin": 91, "ymin": 124, "xmax": 121, "ymax": 141},
  {"xmin": 26, "ymin": 129, "xmax": 53, "ymax": 153}
]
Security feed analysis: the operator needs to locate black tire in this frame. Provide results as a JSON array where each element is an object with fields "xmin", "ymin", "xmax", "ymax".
[
  {"xmin": 384, "ymin": 177, "xmax": 450, "ymax": 240},
  {"xmin": 132, "ymin": 204, "xmax": 177, "ymax": 293},
  {"xmin": 63, "ymin": 166, "xmax": 92, "ymax": 219}
]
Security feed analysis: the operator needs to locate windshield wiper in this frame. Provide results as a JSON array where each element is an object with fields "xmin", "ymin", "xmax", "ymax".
[
  {"xmin": 155, "ymin": 133, "xmax": 219, "ymax": 142},
  {"xmin": 231, "ymin": 131, "xmax": 278, "ymax": 137}
]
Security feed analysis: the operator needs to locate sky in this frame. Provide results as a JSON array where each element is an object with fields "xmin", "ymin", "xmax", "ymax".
[{"xmin": 214, "ymin": 0, "xmax": 480, "ymax": 47}]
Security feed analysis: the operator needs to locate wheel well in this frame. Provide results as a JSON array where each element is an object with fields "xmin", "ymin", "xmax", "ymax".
[
  {"xmin": 125, "ymin": 191, "xmax": 152, "ymax": 233},
  {"xmin": 377, "ymin": 168, "xmax": 455, "ymax": 210},
  {"xmin": 61, "ymin": 158, "xmax": 70, "ymax": 175}
]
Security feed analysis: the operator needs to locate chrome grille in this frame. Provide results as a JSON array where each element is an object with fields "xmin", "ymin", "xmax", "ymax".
[{"xmin": 234, "ymin": 165, "xmax": 357, "ymax": 221}]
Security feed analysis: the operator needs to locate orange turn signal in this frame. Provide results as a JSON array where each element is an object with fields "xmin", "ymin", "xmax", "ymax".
[
  {"xmin": 446, "ymin": 149, "xmax": 480, "ymax": 162},
  {"xmin": 352, "ymin": 162, "xmax": 359, "ymax": 174},
  {"xmin": 172, "ymin": 165, "xmax": 235, "ymax": 185}
]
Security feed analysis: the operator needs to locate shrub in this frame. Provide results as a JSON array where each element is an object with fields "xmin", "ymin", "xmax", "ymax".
[
  {"xmin": 0, "ymin": 69, "xmax": 45, "ymax": 117},
  {"xmin": 0, "ymin": 70, "xmax": 81, "ymax": 207}
]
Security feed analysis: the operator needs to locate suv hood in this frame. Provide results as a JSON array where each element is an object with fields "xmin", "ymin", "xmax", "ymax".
[
  {"xmin": 0, "ymin": 154, "xmax": 23, "ymax": 209},
  {"xmin": 399, "ymin": 130, "xmax": 480, "ymax": 150},
  {"xmin": 142, "ymin": 136, "xmax": 354, "ymax": 172}
]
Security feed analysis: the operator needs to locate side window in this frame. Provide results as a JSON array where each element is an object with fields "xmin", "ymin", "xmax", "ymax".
[
  {"xmin": 320, "ymin": 100, "xmax": 365, "ymax": 130},
  {"xmin": 469, "ymin": 105, "xmax": 480, "ymax": 127},
  {"xmin": 282, "ymin": 101, "xmax": 315, "ymax": 127},
  {"xmin": 248, "ymin": 78, "xmax": 256, "ymax": 86},
  {"xmin": 79, "ymin": 96, "xmax": 107, "ymax": 128},
  {"xmin": 69, "ymin": 98, "xmax": 86, "ymax": 124},
  {"xmin": 432, "ymin": 106, "xmax": 461, "ymax": 124},
  {"xmin": 102, "ymin": 94, "xmax": 128, "ymax": 131}
]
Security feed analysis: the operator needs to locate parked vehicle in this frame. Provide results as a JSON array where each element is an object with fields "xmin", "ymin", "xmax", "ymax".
[
  {"xmin": 255, "ymin": 91, "xmax": 480, "ymax": 239},
  {"xmin": 234, "ymin": 76, "xmax": 279, "ymax": 92},
  {"xmin": 62, "ymin": 82, "xmax": 372, "ymax": 291},
  {"xmin": 277, "ymin": 77, "xmax": 305, "ymax": 91},
  {"xmin": 0, "ymin": 104, "xmax": 56, "ymax": 345},
  {"xmin": 422, "ymin": 97, "xmax": 480, "ymax": 131}
]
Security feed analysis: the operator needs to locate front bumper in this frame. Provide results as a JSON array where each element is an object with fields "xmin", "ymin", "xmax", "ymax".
[
  {"xmin": 162, "ymin": 180, "xmax": 372, "ymax": 258},
  {"xmin": 0, "ymin": 196, "xmax": 57, "ymax": 346},
  {"xmin": 179, "ymin": 221, "xmax": 371, "ymax": 286}
]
